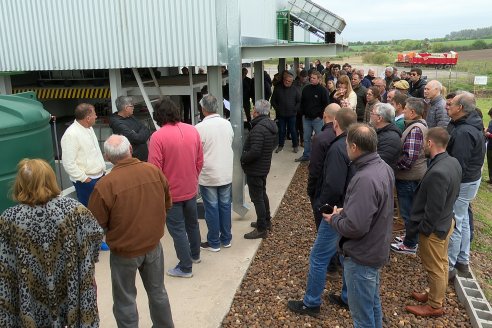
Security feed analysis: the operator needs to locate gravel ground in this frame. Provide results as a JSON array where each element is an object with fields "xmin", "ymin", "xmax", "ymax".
[{"xmin": 222, "ymin": 163, "xmax": 472, "ymax": 328}]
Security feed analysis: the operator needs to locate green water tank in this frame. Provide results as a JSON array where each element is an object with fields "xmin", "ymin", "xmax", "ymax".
[{"xmin": 0, "ymin": 92, "xmax": 54, "ymax": 213}]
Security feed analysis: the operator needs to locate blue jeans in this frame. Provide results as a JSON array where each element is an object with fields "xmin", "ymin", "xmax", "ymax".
[
  {"xmin": 344, "ymin": 258, "xmax": 383, "ymax": 328},
  {"xmin": 278, "ymin": 116, "xmax": 298, "ymax": 147},
  {"xmin": 166, "ymin": 196, "xmax": 201, "ymax": 272},
  {"xmin": 448, "ymin": 179, "xmax": 481, "ymax": 267},
  {"xmin": 199, "ymin": 184, "xmax": 232, "ymax": 248},
  {"xmin": 303, "ymin": 220, "xmax": 339, "ymax": 307},
  {"xmin": 110, "ymin": 243, "xmax": 174, "ymax": 328},
  {"xmin": 395, "ymin": 179, "xmax": 419, "ymax": 248},
  {"xmin": 302, "ymin": 116, "xmax": 323, "ymax": 159},
  {"xmin": 73, "ymin": 176, "xmax": 102, "ymax": 207}
]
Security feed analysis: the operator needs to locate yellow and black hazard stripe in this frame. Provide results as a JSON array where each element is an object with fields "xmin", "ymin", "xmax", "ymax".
[{"xmin": 12, "ymin": 87, "xmax": 111, "ymax": 99}]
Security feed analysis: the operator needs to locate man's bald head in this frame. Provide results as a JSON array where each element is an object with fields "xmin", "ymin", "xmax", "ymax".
[
  {"xmin": 104, "ymin": 134, "xmax": 132, "ymax": 164},
  {"xmin": 323, "ymin": 103, "xmax": 341, "ymax": 122}
]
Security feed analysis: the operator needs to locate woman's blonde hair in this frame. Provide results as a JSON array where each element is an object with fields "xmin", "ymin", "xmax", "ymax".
[
  {"xmin": 337, "ymin": 75, "xmax": 353, "ymax": 98},
  {"xmin": 12, "ymin": 158, "xmax": 61, "ymax": 206}
]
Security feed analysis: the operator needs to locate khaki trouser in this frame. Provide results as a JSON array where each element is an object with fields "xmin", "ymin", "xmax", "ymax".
[{"xmin": 418, "ymin": 223, "xmax": 454, "ymax": 308}]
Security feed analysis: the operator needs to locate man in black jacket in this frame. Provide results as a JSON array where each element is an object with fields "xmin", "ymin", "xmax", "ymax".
[
  {"xmin": 241, "ymin": 99, "xmax": 278, "ymax": 239},
  {"xmin": 369, "ymin": 103, "xmax": 402, "ymax": 169},
  {"xmin": 307, "ymin": 103, "xmax": 340, "ymax": 229},
  {"xmin": 296, "ymin": 71, "xmax": 329, "ymax": 162},
  {"xmin": 110, "ymin": 96, "xmax": 151, "ymax": 161},
  {"xmin": 351, "ymin": 72, "xmax": 367, "ymax": 122},
  {"xmin": 404, "ymin": 127, "xmax": 461, "ymax": 317},
  {"xmin": 409, "ymin": 68, "xmax": 427, "ymax": 99},
  {"xmin": 271, "ymin": 71, "xmax": 301, "ymax": 153},
  {"xmin": 446, "ymin": 91, "xmax": 485, "ymax": 277},
  {"xmin": 287, "ymin": 108, "xmax": 356, "ymax": 317}
]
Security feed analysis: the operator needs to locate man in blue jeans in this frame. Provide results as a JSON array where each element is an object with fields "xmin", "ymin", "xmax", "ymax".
[
  {"xmin": 295, "ymin": 70, "xmax": 329, "ymax": 162},
  {"xmin": 287, "ymin": 109, "xmax": 357, "ymax": 317},
  {"xmin": 445, "ymin": 91, "xmax": 485, "ymax": 279},
  {"xmin": 326, "ymin": 124, "xmax": 394, "ymax": 327},
  {"xmin": 391, "ymin": 97, "xmax": 428, "ymax": 255},
  {"xmin": 195, "ymin": 94, "xmax": 234, "ymax": 252}
]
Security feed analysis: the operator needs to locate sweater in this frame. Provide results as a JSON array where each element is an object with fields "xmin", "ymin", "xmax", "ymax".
[
  {"xmin": 195, "ymin": 114, "xmax": 234, "ymax": 186},
  {"xmin": 148, "ymin": 122, "xmax": 203, "ymax": 202},
  {"xmin": 89, "ymin": 157, "xmax": 172, "ymax": 258},
  {"xmin": 61, "ymin": 120, "xmax": 106, "ymax": 182},
  {"xmin": 0, "ymin": 197, "xmax": 103, "ymax": 327},
  {"xmin": 301, "ymin": 84, "xmax": 329, "ymax": 119}
]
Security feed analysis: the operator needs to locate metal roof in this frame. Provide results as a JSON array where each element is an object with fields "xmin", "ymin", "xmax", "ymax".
[{"xmin": 0, "ymin": 0, "xmax": 220, "ymax": 71}]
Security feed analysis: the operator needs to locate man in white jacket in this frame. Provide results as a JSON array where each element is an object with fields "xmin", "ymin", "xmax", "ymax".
[
  {"xmin": 61, "ymin": 103, "xmax": 105, "ymax": 206},
  {"xmin": 195, "ymin": 94, "xmax": 234, "ymax": 252}
]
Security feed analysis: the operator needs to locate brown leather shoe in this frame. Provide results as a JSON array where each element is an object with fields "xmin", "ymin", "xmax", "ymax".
[
  {"xmin": 411, "ymin": 291, "xmax": 428, "ymax": 303},
  {"xmin": 405, "ymin": 304, "xmax": 444, "ymax": 317}
]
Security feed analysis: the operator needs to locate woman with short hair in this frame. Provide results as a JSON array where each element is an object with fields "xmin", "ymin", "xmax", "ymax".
[{"xmin": 0, "ymin": 158, "xmax": 103, "ymax": 327}]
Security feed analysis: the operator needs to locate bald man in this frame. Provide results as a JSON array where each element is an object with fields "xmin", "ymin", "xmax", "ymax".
[{"xmin": 424, "ymin": 80, "xmax": 450, "ymax": 128}]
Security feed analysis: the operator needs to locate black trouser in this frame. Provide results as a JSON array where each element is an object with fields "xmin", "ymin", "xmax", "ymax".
[
  {"xmin": 487, "ymin": 146, "xmax": 492, "ymax": 181},
  {"xmin": 296, "ymin": 112, "xmax": 304, "ymax": 143},
  {"xmin": 246, "ymin": 175, "xmax": 271, "ymax": 231}
]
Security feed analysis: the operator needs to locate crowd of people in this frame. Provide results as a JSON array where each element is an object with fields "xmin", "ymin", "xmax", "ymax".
[{"xmin": 0, "ymin": 59, "xmax": 491, "ymax": 327}]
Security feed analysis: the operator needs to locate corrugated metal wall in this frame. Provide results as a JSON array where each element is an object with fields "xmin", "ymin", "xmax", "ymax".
[
  {"xmin": 240, "ymin": 0, "xmax": 277, "ymax": 41},
  {"xmin": 0, "ymin": 0, "xmax": 219, "ymax": 71}
]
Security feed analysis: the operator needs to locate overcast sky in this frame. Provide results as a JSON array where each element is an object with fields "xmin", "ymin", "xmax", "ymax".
[{"xmin": 314, "ymin": 0, "xmax": 491, "ymax": 42}]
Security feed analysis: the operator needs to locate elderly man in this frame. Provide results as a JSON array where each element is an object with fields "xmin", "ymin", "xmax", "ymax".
[
  {"xmin": 195, "ymin": 95, "xmax": 234, "ymax": 252},
  {"xmin": 287, "ymin": 109, "xmax": 357, "ymax": 317},
  {"xmin": 89, "ymin": 135, "xmax": 174, "ymax": 327},
  {"xmin": 391, "ymin": 97, "xmax": 428, "ymax": 255},
  {"xmin": 325, "ymin": 124, "xmax": 394, "ymax": 327},
  {"xmin": 271, "ymin": 71, "xmax": 301, "ymax": 153},
  {"xmin": 409, "ymin": 68, "xmax": 427, "ymax": 98},
  {"xmin": 446, "ymin": 91, "xmax": 486, "ymax": 280},
  {"xmin": 61, "ymin": 103, "xmax": 106, "ymax": 207},
  {"xmin": 372, "ymin": 77, "xmax": 387, "ymax": 103},
  {"xmin": 369, "ymin": 103, "xmax": 402, "ymax": 169},
  {"xmin": 404, "ymin": 128, "xmax": 461, "ymax": 317},
  {"xmin": 384, "ymin": 66, "xmax": 400, "ymax": 90},
  {"xmin": 109, "ymin": 96, "xmax": 151, "ymax": 161},
  {"xmin": 242, "ymin": 100, "xmax": 278, "ymax": 239},
  {"xmin": 148, "ymin": 97, "xmax": 203, "ymax": 278},
  {"xmin": 361, "ymin": 68, "xmax": 375, "ymax": 88},
  {"xmin": 424, "ymin": 80, "xmax": 450, "ymax": 128}
]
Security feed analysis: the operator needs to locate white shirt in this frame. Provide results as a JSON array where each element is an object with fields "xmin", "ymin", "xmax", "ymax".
[
  {"xmin": 61, "ymin": 120, "xmax": 106, "ymax": 182},
  {"xmin": 195, "ymin": 114, "xmax": 234, "ymax": 186}
]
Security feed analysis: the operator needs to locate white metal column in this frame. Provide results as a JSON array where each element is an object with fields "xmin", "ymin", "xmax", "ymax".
[
  {"xmin": 109, "ymin": 69, "xmax": 123, "ymax": 113},
  {"xmin": 207, "ymin": 66, "xmax": 224, "ymax": 116},
  {"xmin": 132, "ymin": 68, "xmax": 159, "ymax": 130}
]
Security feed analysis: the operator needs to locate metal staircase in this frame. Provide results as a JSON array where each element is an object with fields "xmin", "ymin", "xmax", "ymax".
[{"xmin": 287, "ymin": 0, "xmax": 346, "ymax": 40}]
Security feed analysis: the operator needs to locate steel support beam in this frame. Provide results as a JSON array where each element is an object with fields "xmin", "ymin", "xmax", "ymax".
[
  {"xmin": 109, "ymin": 69, "xmax": 124, "ymax": 112},
  {"xmin": 0, "ymin": 76, "xmax": 12, "ymax": 95},
  {"xmin": 207, "ymin": 66, "xmax": 224, "ymax": 116},
  {"xmin": 253, "ymin": 61, "xmax": 264, "ymax": 102}
]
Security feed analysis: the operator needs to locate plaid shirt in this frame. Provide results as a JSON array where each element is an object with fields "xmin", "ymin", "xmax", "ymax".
[{"xmin": 396, "ymin": 125, "xmax": 424, "ymax": 170}]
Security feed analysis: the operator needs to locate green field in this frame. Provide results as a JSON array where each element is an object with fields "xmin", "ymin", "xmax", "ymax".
[
  {"xmin": 479, "ymin": 98, "xmax": 492, "ymax": 125},
  {"xmin": 348, "ymin": 38, "xmax": 492, "ymax": 52}
]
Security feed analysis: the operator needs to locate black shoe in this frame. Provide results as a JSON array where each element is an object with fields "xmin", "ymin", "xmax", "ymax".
[
  {"xmin": 455, "ymin": 262, "xmax": 470, "ymax": 273},
  {"xmin": 250, "ymin": 221, "xmax": 272, "ymax": 230},
  {"xmin": 287, "ymin": 300, "xmax": 320, "ymax": 317},
  {"xmin": 295, "ymin": 156, "xmax": 309, "ymax": 162},
  {"xmin": 244, "ymin": 229, "xmax": 267, "ymax": 239},
  {"xmin": 328, "ymin": 293, "xmax": 349, "ymax": 309},
  {"xmin": 448, "ymin": 268, "xmax": 457, "ymax": 283},
  {"xmin": 275, "ymin": 146, "xmax": 283, "ymax": 153}
]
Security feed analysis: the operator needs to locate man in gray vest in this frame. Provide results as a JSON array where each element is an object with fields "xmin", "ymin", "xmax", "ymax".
[{"xmin": 391, "ymin": 97, "xmax": 428, "ymax": 255}]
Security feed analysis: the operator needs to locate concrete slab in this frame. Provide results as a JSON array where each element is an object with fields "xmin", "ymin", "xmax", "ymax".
[{"xmin": 95, "ymin": 146, "xmax": 301, "ymax": 327}]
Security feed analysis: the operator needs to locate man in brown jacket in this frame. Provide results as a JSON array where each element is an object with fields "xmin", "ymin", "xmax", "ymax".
[{"xmin": 89, "ymin": 134, "xmax": 174, "ymax": 328}]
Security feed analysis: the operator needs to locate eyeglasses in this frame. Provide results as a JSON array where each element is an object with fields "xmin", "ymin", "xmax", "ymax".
[{"xmin": 410, "ymin": 73, "xmax": 418, "ymax": 76}]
